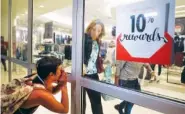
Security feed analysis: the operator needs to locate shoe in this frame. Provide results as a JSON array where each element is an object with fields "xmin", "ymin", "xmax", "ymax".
[
  {"xmin": 149, "ymin": 75, "xmax": 156, "ymax": 83},
  {"xmin": 114, "ymin": 104, "xmax": 120, "ymax": 111},
  {"xmin": 157, "ymin": 80, "xmax": 160, "ymax": 83},
  {"xmin": 156, "ymin": 75, "xmax": 160, "ymax": 83}
]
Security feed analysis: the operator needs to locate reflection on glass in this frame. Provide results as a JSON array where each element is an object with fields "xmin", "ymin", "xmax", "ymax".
[
  {"xmin": 32, "ymin": 0, "xmax": 73, "ymax": 74},
  {"xmin": 82, "ymin": 88, "xmax": 163, "ymax": 114},
  {"xmin": 11, "ymin": 0, "xmax": 28, "ymax": 62},
  {"xmin": 83, "ymin": 0, "xmax": 185, "ymax": 103},
  {"xmin": 1, "ymin": 0, "xmax": 9, "ymax": 56},
  {"xmin": 1, "ymin": 60, "xmax": 9, "ymax": 84},
  {"xmin": 11, "ymin": 63, "xmax": 27, "ymax": 80}
]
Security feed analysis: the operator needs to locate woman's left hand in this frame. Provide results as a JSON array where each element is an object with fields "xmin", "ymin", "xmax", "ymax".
[{"xmin": 58, "ymin": 70, "xmax": 68, "ymax": 87}]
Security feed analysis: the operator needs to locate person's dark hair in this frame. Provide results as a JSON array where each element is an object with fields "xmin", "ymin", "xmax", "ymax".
[{"xmin": 33, "ymin": 56, "xmax": 62, "ymax": 84}]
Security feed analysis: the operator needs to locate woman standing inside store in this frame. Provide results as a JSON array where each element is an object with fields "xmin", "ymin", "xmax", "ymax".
[{"xmin": 83, "ymin": 19, "xmax": 105, "ymax": 114}]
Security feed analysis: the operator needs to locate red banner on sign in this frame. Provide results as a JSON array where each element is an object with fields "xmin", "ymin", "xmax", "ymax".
[{"xmin": 116, "ymin": 32, "xmax": 174, "ymax": 65}]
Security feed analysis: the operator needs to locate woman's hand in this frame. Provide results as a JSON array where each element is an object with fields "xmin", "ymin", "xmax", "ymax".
[
  {"xmin": 52, "ymin": 70, "xmax": 67, "ymax": 94},
  {"xmin": 58, "ymin": 70, "xmax": 68, "ymax": 87},
  {"xmin": 83, "ymin": 64, "xmax": 87, "ymax": 76}
]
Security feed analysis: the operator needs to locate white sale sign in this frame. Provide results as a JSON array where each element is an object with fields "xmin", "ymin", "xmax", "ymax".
[{"xmin": 116, "ymin": 0, "xmax": 175, "ymax": 64}]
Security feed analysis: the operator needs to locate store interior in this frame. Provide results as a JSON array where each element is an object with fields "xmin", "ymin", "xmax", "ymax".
[{"xmin": 1, "ymin": 0, "xmax": 185, "ymax": 114}]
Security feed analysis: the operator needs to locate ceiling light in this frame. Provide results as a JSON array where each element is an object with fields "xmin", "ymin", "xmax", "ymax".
[
  {"xmin": 176, "ymin": 5, "xmax": 185, "ymax": 9},
  {"xmin": 105, "ymin": 0, "xmax": 144, "ymax": 8},
  {"xmin": 41, "ymin": 12, "xmax": 72, "ymax": 26},
  {"xmin": 39, "ymin": 5, "xmax": 44, "ymax": 8},
  {"xmin": 25, "ymin": 11, "xmax": 28, "ymax": 14},
  {"xmin": 176, "ymin": 14, "xmax": 185, "ymax": 17},
  {"xmin": 176, "ymin": 10, "xmax": 185, "ymax": 13}
]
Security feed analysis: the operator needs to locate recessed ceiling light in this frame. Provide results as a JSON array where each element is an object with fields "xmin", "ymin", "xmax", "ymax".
[
  {"xmin": 175, "ymin": 14, "xmax": 185, "ymax": 17},
  {"xmin": 176, "ymin": 10, "xmax": 185, "ymax": 13},
  {"xmin": 39, "ymin": 5, "xmax": 44, "ymax": 8},
  {"xmin": 25, "ymin": 11, "xmax": 28, "ymax": 14},
  {"xmin": 176, "ymin": 5, "xmax": 185, "ymax": 9}
]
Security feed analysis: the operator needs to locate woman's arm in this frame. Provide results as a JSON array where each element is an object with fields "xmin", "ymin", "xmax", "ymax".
[
  {"xmin": 52, "ymin": 71, "xmax": 68, "ymax": 94},
  {"xmin": 115, "ymin": 60, "xmax": 126, "ymax": 85},
  {"xmin": 143, "ymin": 63, "xmax": 155, "ymax": 75},
  {"xmin": 22, "ymin": 87, "xmax": 69, "ymax": 113},
  {"xmin": 22, "ymin": 70, "xmax": 69, "ymax": 113},
  {"xmin": 40, "ymin": 86, "xmax": 69, "ymax": 113}
]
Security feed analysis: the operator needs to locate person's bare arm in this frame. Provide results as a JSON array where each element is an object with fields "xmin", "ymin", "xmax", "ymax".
[
  {"xmin": 22, "ymin": 70, "xmax": 69, "ymax": 113},
  {"xmin": 143, "ymin": 63, "xmax": 154, "ymax": 74},
  {"xmin": 52, "ymin": 84, "xmax": 62, "ymax": 94},
  {"xmin": 115, "ymin": 60, "xmax": 126, "ymax": 85},
  {"xmin": 22, "ymin": 87, "xmax": 69, "ymax": 113}
]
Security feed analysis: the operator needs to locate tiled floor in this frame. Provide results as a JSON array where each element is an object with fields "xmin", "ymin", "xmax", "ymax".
[{"xmin": 1, "ymin": 64, "xmax": 185, "ymax": 114}]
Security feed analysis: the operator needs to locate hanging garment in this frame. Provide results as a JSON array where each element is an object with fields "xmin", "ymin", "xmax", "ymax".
[
  {"xmin": 16, "ymin": 48, "xmax": 21, "ymax": 60},
  {"xmin": 64, "ymin": 45, "xmax": 72, "ymax": 60},
  {"xmin": 100, "ymin": 49, "xmax": 107, "ymax": 59},
  {"xmin": 22, "ymin": 48, "xmax": 27, "ymax": 61},
  {"xmin": 174, "ymin": 52, "xmax": 184, "ymax": 67},
  {"xmin": 59, "ymin": 45, "xmax": 65, "ymax": 54},
  {"xmin": 67, "ymin": 36, "xmax": 71, "ymax": 44},
  {"xmin": 101, "ymin": 64, "xmax": 114, "ymax": 101},
  {"xmin": 104, "ymin": 47, "xmax": 115, "ymax": 65},
  {"xmin": 181, "ymin": 67, "xmax": 185, "ymax": 83},
  {"xmin": 61, "ymin": 35, "xmax": 65, "ymax": 44},
  {"xmin": 174, "ymin": 41, "xmax": 184, "ymax": 53}
]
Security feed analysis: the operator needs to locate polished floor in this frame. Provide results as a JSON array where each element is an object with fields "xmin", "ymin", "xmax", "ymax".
[{"xmin": 1, "ymin": 63, "xmax": 185, "ymax": 114}]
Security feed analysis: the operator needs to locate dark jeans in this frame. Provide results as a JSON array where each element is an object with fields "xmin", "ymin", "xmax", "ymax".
[
  {"xmin": 151, "ymin": 64, "xmax": 162, "ymax": 76},
  {"xmin": 82, "ymin": 74, "xmax": 103, "ymax": 114},
  {"xmin": 1, "ymin": 59, "xmax": 7, "ymax": 71},
  {"xmin": 118, "ymin": 79, "xmax": 141, "ymax": 114}
]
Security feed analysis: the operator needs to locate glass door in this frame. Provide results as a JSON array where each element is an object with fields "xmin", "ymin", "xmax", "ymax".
[{"xmin": 72, "ymin": 0, "xmax": 185, "ymax": 114}]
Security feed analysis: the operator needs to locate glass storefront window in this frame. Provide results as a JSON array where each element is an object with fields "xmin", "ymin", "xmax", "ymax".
[
  {"xmin": 1, "ymin": 0, "xmax": 185, "ymax": 114},
  {"xmin": 82, "ymin": 0, "xmax": 185, "ymax": 104},
  {"xmin": 1, "ymin": 0, "xmax": 9, "ymax": 57},
  {"xmin": 11, "ymin": 0, "xmax": 28, "ymax": 62},
  {"xmin": 32, "ymin": 0, "xmax": 73, "ymax": 74},
  {"xmin": 11, "ymin": 63, "xmax": 27, "ymax": 80},
  {"xmin": 82, "ymin": 88, "xmax": 164, "ymax": 114},
  {"xmin": 1, "ymin": 60, "xmax": 9, "ymax": 84}
]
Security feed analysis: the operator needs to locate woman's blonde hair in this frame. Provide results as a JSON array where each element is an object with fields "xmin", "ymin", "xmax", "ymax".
[{"xmin": 86, "ymin": 19, "xmax": 105, "ymax": 40}]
